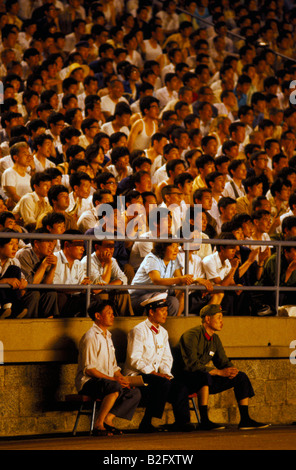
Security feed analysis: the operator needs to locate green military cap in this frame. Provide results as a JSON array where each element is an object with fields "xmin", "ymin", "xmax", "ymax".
[{"xmin": 200, "ymin": 304, "xmax": 223, "ymax": 318}]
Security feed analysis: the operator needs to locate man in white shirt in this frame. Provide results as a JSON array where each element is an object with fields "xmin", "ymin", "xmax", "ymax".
[
  {"xmin": 78, "ymin": 118, "xmax": 100, "ymax": 149},
  {"xmin": 0, "ymin": 233, "xmax": 28, "ymax": 319},
  {"xmin": 202, "ymin": 232, "xmax": 251, "ymax": 315},
  {"xmin": 216, "ymin": 196, "xmax": 237, "ymax": 235},
  {"xmin": 100, "ymin": 79, "xmax": 129, "ymax": 119},
  {"xmin": 129, "ymin": 206, "xmax": 173, "ymax": 271},
  {"xmin": 223, "ymin": 159, "xmax": 247, "ymax": 200},
  {"xmin": 205, "ymin": 171, "xmax": 225, "ymax": 223},
  {"xmin": 81, "ymin": 237, "xmax": 133, "ymax": 316},
  {"xmin": 64, "ymin": 18, "xmax": 86, "ymax": 52},
  {"xmin": 213, "ymin": 90, "xmax": 237, "ymax": 122},
  {"xmin": 2, "ymin": 141, "xmax": 33, "ymax": 205},
  {"xmin": 107, "ymin": 146, "xmax": 133, "ymax": 183},
  {"xmin": 15, "ymin": 228, "xmax": 60, "ymax": 318},
  {"xmin": 75, "ymin": 299, "xmax": 141, "ymax": 436},
  {"xmin": 66, "ymin": 171, "xmax": 93, "ymax": 221},
  {"xmin": 277, "ymin": 192, "xmax": 296, "ymax": 233},
  {"xmin": 124, "ymin": 293, "xmax": 194, "ymax": 433},
  {"xmin": 101, "ymin": 101, "xmax": 131, "ymax": 137},
  {"xmin": 53, "ymin": 229, "xmax": 91, "ymax": 317},
  {"xmin": 151, "ymin": 143, "xmax": 179, "ymax": 187},
  {"xmin": 160, "ymin": 47, "xmax": 182, "ymax": 84},
  {"xmin": 156, "ymin": 3, "xmax": 179, "ymax": 37},
  {"xmin": 32, "ymin": 133, "xmax": 56, "ymax": 173},
  {"xmin": 247, "ymin": 210, "xmax": 272, "ymax": 263},
  {"xmin": 155, "ymin": 72, "xmax": 179, "ymax": 110},
  {"xmin": 77, "ymin": 189, "xmax": 113, "ymax": 233},
  {"xmin": 12, "ymin": 171, "xmax": 51, "ymax": 229},
  {"xmin": 46, "ymin": 111, "xmax": 65, "ymax": 157},
  {"xmin": 123, "ymin": 32, "xmax": 144, "ymax": 70},
  {"xmin": 159, "ymin": 184, "xmax": 187, "ymax": 236}
]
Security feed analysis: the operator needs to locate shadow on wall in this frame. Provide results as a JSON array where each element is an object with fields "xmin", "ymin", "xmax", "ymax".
[{"xmin": 42, "ymin": 335, "xmax": 78, "ymax": 411}]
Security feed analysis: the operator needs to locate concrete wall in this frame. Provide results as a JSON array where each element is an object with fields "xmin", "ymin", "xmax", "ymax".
[{"xmin": 1, "ymin": 316, "xmax": 296, "ymax": 437}]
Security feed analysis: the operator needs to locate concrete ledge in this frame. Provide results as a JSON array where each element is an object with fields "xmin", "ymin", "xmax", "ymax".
[
  {"xmin": 1, "ymin": 316, "xmax": 296, "ymax": 363},
  {"xmin": 1, "ymin": 317, "xmax": 296, "ymax": 436}
]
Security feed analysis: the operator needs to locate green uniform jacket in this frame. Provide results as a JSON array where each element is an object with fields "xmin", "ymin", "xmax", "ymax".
[
  {"xmin": 173, "ymin": 325, "xmax": 233, "ymax": 375},
  {"xmin": 256, "ymin": 253, "xmax": 296, "ymax": 287}
]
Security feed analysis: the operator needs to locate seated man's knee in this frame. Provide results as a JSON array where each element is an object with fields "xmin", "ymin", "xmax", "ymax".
[{"xmin": 167, "ymin": 295, "xmax": 179, "ymax": 316}]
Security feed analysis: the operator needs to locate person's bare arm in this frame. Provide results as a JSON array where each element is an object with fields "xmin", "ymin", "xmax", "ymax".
[
  {"xmin": 127, "ymin": 119, "xmax": 143, "ymax": 153},
  {"xmin": 4, "ymin": 186, "xmax": 21, "ymax": 204}
]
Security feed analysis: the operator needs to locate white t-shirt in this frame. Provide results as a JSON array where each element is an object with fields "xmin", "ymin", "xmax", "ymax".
[
  {"xmin": 2, "ymin": 167, "xmax": 31, "ymax": 198},
  {"xmin": 223, "ymin": 180, "xmax": 245, "ymax": 199},
  {"xmin": 155, "ymin": 86, "xmax": 178, "ymax": 110},
  {"xmin": 126, "ymin": 50, "xmax": 144, "ymax": 69},
  {"xmin": 177, "ymin": 251, "xmax": 205, "ymax": 279},
  {"xmin": 101, "ymin": 121, "xmax": 130, "ymax": 137},
  {"xmin": 143, "ymin": 39, "xmax": 163, "ymax": 61},
  {"xmin": 202, "ymin": 250, "xmax": 232, "ymax": 281},
  {"xmin": 100, "ymin": 95, "xmax": 129, "ymax": 116}
]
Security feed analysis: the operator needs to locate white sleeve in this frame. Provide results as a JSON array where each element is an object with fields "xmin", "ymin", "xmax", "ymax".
[{"xmin": 126, "ymin": 328, "xmax": 155, "ymax": 375}]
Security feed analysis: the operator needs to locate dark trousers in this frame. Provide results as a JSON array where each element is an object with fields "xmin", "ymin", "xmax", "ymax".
[
  {"xmin": 0, "ymin": 265, "xmax": 22, "ymax": 308},
  {"xmin": 80, "ymin": 377, "xmax": 141, "ymax": 421},
  {"xmin": 58, "ymin": 292, "xmax": 87, "ymax": 317},
  {"xmin": 251, "ymin": 289, "xmax": 293, "ymax": 314},
  {"xmin": 188, "ymin": 291, "xmax": 210, "ymax": 315},
  {"xmin": 181, "ymin": 370, "xmax": 255, "ymax": 403},
  {"xmin": 22, "ymin": 289, "xmax": 59, "ymax": 318},
  {"xmin": 221, "ymin": 291, "xmax": 253, "ymax": 316},
  {"xmin": 0, "ymin": 267, "xmax": 59, "ymax": 318},
  {"xmin": 140, "ymin": 374, "xmax": 191, "ymax": 424}
]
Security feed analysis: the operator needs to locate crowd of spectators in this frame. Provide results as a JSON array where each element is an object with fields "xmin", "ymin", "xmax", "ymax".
[{"xmin": 0, "ymin": 0, "xmax": 296, "ymax": 319}]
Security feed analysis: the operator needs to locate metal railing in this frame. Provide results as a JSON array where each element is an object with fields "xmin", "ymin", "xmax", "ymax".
[
  {"xmin": 0, "ymin": 230, "xmax": 295, "ymax": 317},
  {"xmin": 175, "ymin": 5, "xmax": 296, "ymax": 65}
]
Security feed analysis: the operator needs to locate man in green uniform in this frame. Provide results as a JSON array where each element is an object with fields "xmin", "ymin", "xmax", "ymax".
[{"xmin": 173, "ymin": 304, "xmax": 270, "ymax": 430}]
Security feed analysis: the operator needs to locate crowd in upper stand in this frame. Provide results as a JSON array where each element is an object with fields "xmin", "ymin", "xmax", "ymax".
[{"xmin": 0, "ymin": 0, "xmax": 296, "ymax": 319}]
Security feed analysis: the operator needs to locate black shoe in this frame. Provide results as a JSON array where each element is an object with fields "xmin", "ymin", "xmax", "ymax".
[
  {"xmin": 138, "ymin": 422, "xmax": 160, "ymax": 433},
  {"xmin": 238, "ymin": 418, "xmax": 270, "ymax": 430},
  {"xmin": 170, "ymin": 422, "xmax": 196, "ymax": 432},
  {"xmin": 257, "ymin": 305, "xmax": 274, "ymax": 316},
  {"xmin": 198, "ymin": 421, "xmax": 226, "ymax": 431}
]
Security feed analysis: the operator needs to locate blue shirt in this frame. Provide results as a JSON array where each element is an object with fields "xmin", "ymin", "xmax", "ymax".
[{"xmin": 129, "ymin": 252, "xmax": 181, "ymax": 296}]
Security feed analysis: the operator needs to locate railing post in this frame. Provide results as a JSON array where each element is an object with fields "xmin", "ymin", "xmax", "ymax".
[
  {"xmin": 184, "ymin": 248, "xmax": 189, "ymax": 316},
  {"xmin": 275, "ymin": 242, "xmax": 282, "ymax": 316},
  {"xmin": 85, "ymin": 236, "xmax": 92, "ymax": 314}
]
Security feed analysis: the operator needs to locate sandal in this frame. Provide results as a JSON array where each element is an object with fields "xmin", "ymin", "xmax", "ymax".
[
  {"xmin": 104, "ymin": 424, "xmax": 123, "ymax": 435},
  {"xmin": 92, "ymin": 428, "xmax": 114, "ymax": 436}
]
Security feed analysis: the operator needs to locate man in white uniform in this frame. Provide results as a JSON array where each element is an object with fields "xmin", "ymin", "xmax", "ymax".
[{"xmin": 124, "ymin": 293, "xmax": 194, "ymax": 433}]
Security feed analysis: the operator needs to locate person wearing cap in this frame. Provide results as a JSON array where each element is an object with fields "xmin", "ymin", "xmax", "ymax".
[
  {"xmin": 129, "ymin": 239, "xmax": 194, "ymax": 316},
  {"xmin": 123, "ymin": 293, "xmax": 194, "ymax": 433},
  {"xmin": 75, "ymin": 299, "xmax": 141, "ymax": 436},
  {"xmin": 173, "ymin": 304, "xmax": 270, "ymax": 431}
]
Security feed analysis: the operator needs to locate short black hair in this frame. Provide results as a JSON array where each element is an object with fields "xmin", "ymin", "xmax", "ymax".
[
  {"xmin": 87, "ymin": 299, "xmax": 115, "ymax": 321},
  {"xmin": 215, "ymin": 232, "xmax": 237, "ymax": 252}
]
